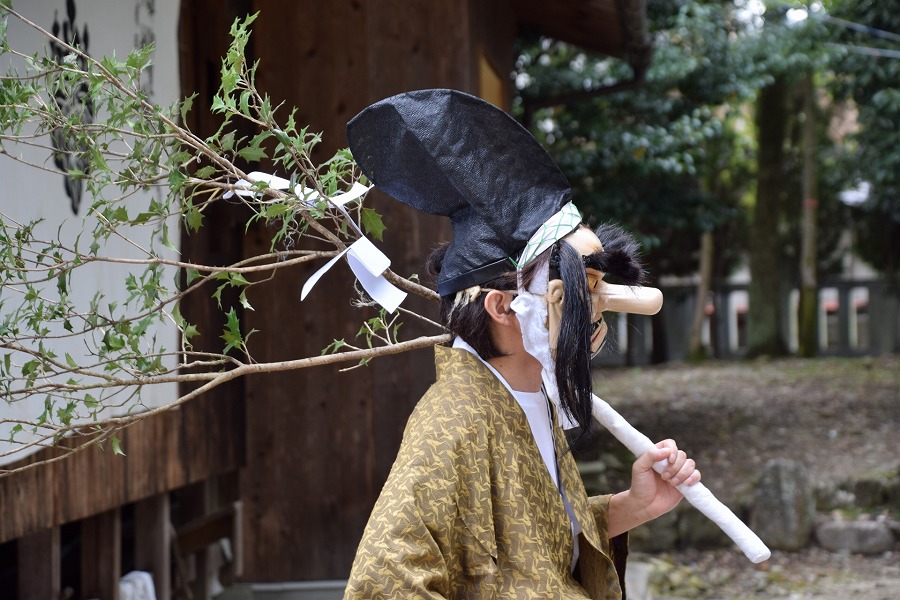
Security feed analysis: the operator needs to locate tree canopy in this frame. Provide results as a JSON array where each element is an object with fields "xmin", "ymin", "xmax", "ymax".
[
  {"xmin": 514, "ymin": 0, "xmax": 897, "ymax": 357},
  {"xmin": 827, "ymin": 0, "xmax": 900, "ymax": 279}
]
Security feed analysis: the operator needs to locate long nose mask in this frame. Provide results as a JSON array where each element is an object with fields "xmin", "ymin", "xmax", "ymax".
[{"xmin": 547, "ymin": 277, "xmax": 663, "ymax": 360}]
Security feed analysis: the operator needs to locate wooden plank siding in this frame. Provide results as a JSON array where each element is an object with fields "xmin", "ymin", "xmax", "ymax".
[
  {"xmin": 220, "ymin": 0, "xmax": 520, "ymax": 580},
  {"xmin": 0, "ymin": 390, "xmax": 244, "ymax": 544}
]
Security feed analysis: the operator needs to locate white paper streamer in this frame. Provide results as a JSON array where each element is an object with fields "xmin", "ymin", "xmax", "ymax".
[
  {"xmin": 299, "ymin": 238, "xmax": 406, "ymax": 313},
  {"xmin": 591, "ymin": 393, "xmax": 771, "ymax": 563},
  {"xmin": 224, "ymin": 171, "xmax": 371, "ymax": 235},
  {"xmin": 300, "ymin": 249, "xmax": 349, "ymax": 302},
  {"xmin": 225, "ymin": 172, "xmax": 404, "ymax": 312},
  {"xmin": 346, "ymin": 241, "xmax": 407, "ymax": 313}
]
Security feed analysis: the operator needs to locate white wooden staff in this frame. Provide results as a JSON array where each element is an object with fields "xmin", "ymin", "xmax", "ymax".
[{"xmin": 591, "ymin": 393, "xmax": 771, "ymax": 563}]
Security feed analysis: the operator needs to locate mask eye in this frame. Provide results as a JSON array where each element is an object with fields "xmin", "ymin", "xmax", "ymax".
[{"xmin": 585, "ymin": 269, "xmax": 602, "ymax": 292}]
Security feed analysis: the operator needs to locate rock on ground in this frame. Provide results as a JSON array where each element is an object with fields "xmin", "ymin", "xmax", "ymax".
[
  {"xmin": 751, "ymin": 459, "xmax": 816, "ymax": 551},
  {"xmin": 816, "ymin": 519, "xmax": 895, "ymax": 555}
]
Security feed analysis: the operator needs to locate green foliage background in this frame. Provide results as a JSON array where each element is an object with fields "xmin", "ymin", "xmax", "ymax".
[{"xmin": 514, "ymin": 0, "xmax": 898, "ymax": 284}]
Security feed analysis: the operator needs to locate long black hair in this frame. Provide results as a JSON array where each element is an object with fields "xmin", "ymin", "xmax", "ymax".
[
  {"xmin": 551, "ymin": 240, "xmax": 595, "ymax": 436},
  {"xmin": 552, "ymin": 223, "xmax": 647, "ymax": 437}
]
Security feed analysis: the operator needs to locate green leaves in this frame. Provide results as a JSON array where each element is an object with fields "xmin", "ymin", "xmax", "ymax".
[
  {"xmin": 184, "ymin": 198, "xmax": 204, "ymax": 233},
  {"xmin": 211, "ymin": 271, "xmax": 252, "ymax": 309},
  {"xmin": 220, "ymin": 307, "xmax": 257, "ymax": 355},
  {"xmin": 322, "ymin": 338, "xmax": 347, "ymax": 355},
  {"xmin": 0, "ymin": 12, "xmax": 8, "ymax": 53},
  {"xmin": 180, "ymin": 91, "xmax": 197, "ymax": 124},
  {"xmin": 360, "ymin": 208, "xmax": 386, "ymax": 240},
  {"xmin": 111, "ymin": 434, "xmax": 125, "ymax": 456}
]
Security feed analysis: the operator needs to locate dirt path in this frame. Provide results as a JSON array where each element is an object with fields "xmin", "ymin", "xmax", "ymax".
[{"xmin": 588, "ymin": 355, "xmax": 900, "ymax": 599}]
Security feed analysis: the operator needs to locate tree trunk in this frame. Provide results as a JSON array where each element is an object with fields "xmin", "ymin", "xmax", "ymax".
[
  {"xmin": 798, "ymin": 72, "xmax": 819, "ymax": 357},
  {"xmin": 748, "ymin": 76, "xmax": 789, "ymax": 357},
  {"xmin": 688, "ymin": 230, "xmax": 713, "ymax": 359}
]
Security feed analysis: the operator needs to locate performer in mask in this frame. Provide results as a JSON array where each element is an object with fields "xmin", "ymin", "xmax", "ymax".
[{"xmin": 343, "ymin": 89, "xmax": 700, "ymax": 600}]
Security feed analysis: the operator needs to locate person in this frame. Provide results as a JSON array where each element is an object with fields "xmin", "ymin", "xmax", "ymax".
[{"xmin": 342, "ymin": 89, "xmax": 700, "ymax": 599}]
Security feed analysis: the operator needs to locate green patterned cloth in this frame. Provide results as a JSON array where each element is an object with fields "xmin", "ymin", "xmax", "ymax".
[{"xmin": 515, "ymin": 202, "xmax": 582, "ymax": 268}]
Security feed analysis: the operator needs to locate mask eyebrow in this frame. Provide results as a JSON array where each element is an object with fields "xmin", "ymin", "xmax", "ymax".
[
  {"xmin": 582, "ymin": 251, "xmax": 605, "ymax": 272},
  {"xmin": 583, "ymin": 247, "xmax": 646, "ymax": 285},
  {"xmin": 591, "ymin": 223, "xmax": 647, "ymax": 285}
]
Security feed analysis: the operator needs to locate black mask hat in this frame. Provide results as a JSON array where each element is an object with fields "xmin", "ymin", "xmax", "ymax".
[{"xmin": 347, "ymin": 89, "xmax": 576, "ymax": 297}]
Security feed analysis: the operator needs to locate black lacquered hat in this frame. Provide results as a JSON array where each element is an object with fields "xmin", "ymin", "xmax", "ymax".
[{"xmin": 347, "ymin": 89, "xmax": 578, "ymax": 297}]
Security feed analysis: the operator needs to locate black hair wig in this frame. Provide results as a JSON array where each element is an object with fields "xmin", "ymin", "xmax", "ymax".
[
  {"xmin": 552, "ymin": 239, "xmax": 595, "ymax": 436},
  {"xmin": 552, "ymin": 223, "xmax": 647, "ymax": 438}
]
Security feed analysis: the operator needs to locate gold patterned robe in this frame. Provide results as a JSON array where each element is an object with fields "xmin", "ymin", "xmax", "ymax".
[{"xmin": 344, "ymin": 346, "xmax": 626, "ymax": 599}]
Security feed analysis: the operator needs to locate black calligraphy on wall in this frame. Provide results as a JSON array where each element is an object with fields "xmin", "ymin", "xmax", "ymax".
[{"xmin": 49, "ymin": 0, "xmax": 94, "ymax": 215}]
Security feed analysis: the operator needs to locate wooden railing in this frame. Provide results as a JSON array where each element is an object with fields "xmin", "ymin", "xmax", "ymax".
[{"xmin": 593, "ymin": 279, "xmax": 898, "ymax": 365}]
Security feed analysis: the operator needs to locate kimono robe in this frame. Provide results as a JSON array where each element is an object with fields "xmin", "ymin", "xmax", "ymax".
[{"xmin": 344, "ymin": 346, "xmax": 627, "ymax": 599}]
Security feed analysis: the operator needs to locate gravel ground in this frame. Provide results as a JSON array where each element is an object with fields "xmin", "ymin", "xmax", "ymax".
[
  {"xmin": 587, "ymin": 354, "xmax": 900, "ymax": 599},
  {"xmin": 636, "ymin": 548, "xmax": 900, "ymax": 600}
]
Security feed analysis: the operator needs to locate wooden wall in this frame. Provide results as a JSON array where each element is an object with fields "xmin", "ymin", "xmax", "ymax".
[
  {"xmin": 238, "ymin": 0, "xmax": 460, "ymax": 581},
  {"xmin": 0, "ymin": 385, "xmax": 244, "ymax": 545},
  {"xmin": 180, "ymin": 0, "xmax": 516, "ymax": 581}
]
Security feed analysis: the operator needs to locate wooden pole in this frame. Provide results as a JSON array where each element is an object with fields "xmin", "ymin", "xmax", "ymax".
[
  {"xmin": 135, "ymin": 493, "xmax": 172, "ymax": 600},
  {"xmin": 689, "ymin": 231, "xmax": 714, "ymax": 358},
  {"xmin": 17, "ymin": 526, "xmax": 60, "ymax": 600},
  {"xmin": 80, "ymin": 508, "xmax": 122, "ymax": 600}
]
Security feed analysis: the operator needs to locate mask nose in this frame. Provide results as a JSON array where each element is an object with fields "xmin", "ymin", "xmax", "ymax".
[{"xmin": 595, "ymin": 282, "xmax": 663, "ymax": 315}]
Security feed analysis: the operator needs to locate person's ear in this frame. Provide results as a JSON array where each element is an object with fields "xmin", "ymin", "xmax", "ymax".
[
  {"xmin": 547, "ymin": 279, "xmax": 564, "ymax": 358},
  {"xmin": 483, "ymin": 289, "xmax": 515, "ymax": 325}
]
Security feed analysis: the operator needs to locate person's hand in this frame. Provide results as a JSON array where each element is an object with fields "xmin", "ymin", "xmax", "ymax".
[
  {"xmin": 628, "ymin": 439, "xmax": 701, "ymax": 521},
  {"xmin": 608, "ymin": 439, "xmax": 701, "ymax": 536}
]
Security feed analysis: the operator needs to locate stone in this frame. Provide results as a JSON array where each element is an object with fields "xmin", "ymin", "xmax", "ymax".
[
  {"xmin": 815, "ymin": 481, "xmax": 856, "ymax": 511},
  {"xmin": 815, "ymin": 519, "xmax": 895, "ymax": 555},
  {"xmin": 629, "ymin": 509, "xmax": 679, "ymax": 553},
  {"xmin": 885, "ymin": 474, "xmax": 900, "ymax": 508},
  {"xmin": 750, "ymin": 459, "xmax": 816, "ymax": 551},
  {"xmin": 853, "ymin": 478, "xmax": 887, "ymax": 507}
]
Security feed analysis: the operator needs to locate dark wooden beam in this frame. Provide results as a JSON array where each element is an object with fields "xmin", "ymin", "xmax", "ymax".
[
  {"xmin": 80, "ymin": 509, "xmax": 122, "ymax": 600},
  {"xmin": 135, "ymin": 493, "xmax": 172, "ymax": 600},
  {"xmin": 17, "ymin": 526, "xmax": 60, "ymax": 600}
]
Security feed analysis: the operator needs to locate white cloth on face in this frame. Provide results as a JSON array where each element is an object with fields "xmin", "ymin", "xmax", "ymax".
[{"xmin": 510, "ymin": 262, "xmax": 578, "ymax": 429}]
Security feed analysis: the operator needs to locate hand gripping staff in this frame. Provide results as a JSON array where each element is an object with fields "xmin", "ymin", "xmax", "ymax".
[
  {"xmin": 591, "ymin": 393, "xmax": 771, "ymax": 563},
  {"xmin": 577, "ymin": 282, "xmax": 770, "ymax": 562}
]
